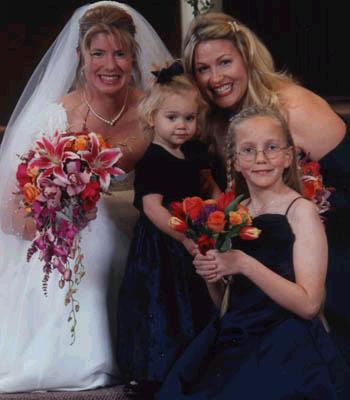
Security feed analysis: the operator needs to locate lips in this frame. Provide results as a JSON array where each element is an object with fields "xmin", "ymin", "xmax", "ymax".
[
  {"xmin": 212, "ymin": 83, "xmax": 233, "ymax": 97},
  {"xmin": 252, "ymin": 169, "xmax": 274, "ymax": 175},
  {"xmin": 99, "ymin": 74, "xmax": 121, "ymax": 84}
]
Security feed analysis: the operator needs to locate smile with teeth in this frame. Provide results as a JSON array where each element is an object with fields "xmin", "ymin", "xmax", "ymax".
[
  {"xmin": 99, "ymin": 74, "xmax": 121, "ymax": 83},
  {"xmin": 213, "ymin": 83, "xmax": 233, "ymax": 96}
]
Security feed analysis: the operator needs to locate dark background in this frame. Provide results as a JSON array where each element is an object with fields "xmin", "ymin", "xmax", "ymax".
[{"xmin": 1, "ymin": 0, "xmax": 350, "ymax": 125}]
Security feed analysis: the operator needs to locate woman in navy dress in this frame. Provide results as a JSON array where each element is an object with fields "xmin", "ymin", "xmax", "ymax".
[
  {"xmin": 116, "ymin": 63, "xmax": 219, "ymax": 397},
  {"xmin": 183, "ymin": 11, "xmax": 350, "ymax": 363},
  {"xmin": 156, "ymin": 107, "xmax": 350, "ymax": 400}
]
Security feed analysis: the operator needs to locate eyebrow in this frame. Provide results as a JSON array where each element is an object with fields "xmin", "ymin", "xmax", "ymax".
[{"xmin": 195, "ymin": 53, "xmax": 233, "ymax": 65}]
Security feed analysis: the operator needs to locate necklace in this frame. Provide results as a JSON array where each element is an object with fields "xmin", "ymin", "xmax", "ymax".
[{"xmin": 83, "ymin": 87, "xmax": 129, "ymax": 126}]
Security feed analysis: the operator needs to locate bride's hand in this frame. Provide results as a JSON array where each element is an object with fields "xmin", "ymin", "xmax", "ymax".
[{"xmin": 86, "ymin": 206, "xmax": 98, "ymax": 221}]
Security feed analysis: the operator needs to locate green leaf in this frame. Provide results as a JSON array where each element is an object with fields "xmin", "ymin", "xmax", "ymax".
[
  {"xmin": 218, "ymin": 237, "xmax": 232, "ymax": 252},
  {"xmin": 224, "ymin": 194, "xmax": 245, "ymax": 216}
]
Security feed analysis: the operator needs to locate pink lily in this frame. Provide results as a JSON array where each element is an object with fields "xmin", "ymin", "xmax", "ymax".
[
  {"xmin": 80, "ymin": 133, "xmax": 124, "ymax": 191},
  {"xmin": 53, "ymin": 160, "xmax": 91, "ymax": 196},
  {"xmin": 29, "ymin": 131, "xmax": 78, "ymax": 178}
]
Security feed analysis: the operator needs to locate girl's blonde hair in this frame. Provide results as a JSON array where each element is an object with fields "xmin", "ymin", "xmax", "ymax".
[
  {"xmin": 226, "ymin": 106, "xmax": 301, "ymax": 196},
  {"xmin": 138, "ymin": 64, "xmax": 208, "ymax": 137},
  {"xmin": 75, "ymin": 4, "xmax": 140, "ymax": 87},
  {"xmin": 183, "ymin": 12, "xmax": 293, "ymax": 112}
]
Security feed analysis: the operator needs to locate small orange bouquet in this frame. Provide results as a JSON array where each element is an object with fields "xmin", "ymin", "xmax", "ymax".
[
  {"xmin": 169, "ymin": 192, "xmax": 261, "ymax": 255},
  {"xmin": 299, "ymin": 154, "xmax": 332, "ymax": 214}
]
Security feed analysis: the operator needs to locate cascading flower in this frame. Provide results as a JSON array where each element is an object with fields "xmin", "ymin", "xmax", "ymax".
[{"xmin": 16, "ymin": 129, "xmax": 125, "ymax": 344}]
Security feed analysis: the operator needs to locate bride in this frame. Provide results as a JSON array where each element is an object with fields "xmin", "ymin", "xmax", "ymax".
[{"xmin": 0, "ymin": 1, "xmax": 170, "ymax": 392}]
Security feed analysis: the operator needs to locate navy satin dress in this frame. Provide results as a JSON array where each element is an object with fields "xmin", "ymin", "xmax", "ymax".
[
  {"xmin": 319, "ymin": 129, "xmax": 350, "ymax": 364},
  {"xmin": 156, "ymin": 213, "xmax": 350, "ymax": 399},
  {"xmin": 116, "ymin": 142, "xmax": 213, "ymax": 384}
]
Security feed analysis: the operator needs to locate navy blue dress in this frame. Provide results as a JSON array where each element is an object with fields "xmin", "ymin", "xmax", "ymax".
[
  {"xmin": 319, "ymin": 129, "xmax": 350, "ymax": 364},
  {"xmin": 116, "ymin": 142, "xmax": 214, "ymax": 384},
  {"xmin": 156, "ymin": 212, "xmax": 350, "ymax": 399}
]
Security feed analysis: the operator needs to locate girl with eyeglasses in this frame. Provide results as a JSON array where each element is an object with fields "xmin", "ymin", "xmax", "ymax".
[{"xmin": 156, "ymin": 106, "xmax": 350, "ymax": 400}]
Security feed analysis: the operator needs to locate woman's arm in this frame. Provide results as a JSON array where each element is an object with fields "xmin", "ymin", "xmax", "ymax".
[
  {"xmin": 195, "ymin": 199, "xmax": 327, "ymax": 320},
  {"xmin": 279, "ymin": 83, "xmax": 346, "ymax": 160},
  {"xmin": 143, "ymin": 193, "xmax": 198, "ymax": 255}
]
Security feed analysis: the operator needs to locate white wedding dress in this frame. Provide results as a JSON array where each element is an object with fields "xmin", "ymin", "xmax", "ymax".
[{"xmin": 0, "ymin": 104, "xmax": 138, "ymax": 391}]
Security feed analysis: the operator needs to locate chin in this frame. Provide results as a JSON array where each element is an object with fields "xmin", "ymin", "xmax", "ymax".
[{"xmin": 213, "ymin": 95, "xmax": 239, "ymax": 110}]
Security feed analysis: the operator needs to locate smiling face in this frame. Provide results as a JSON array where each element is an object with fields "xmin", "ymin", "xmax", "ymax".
[
  {"xmin": 151, "ymin": 91, "xmax": 199, "ymax": 151},
  {"xmin": 82, "ymin": 31, "xmax": 133, "ymax": 96},
  {"xmin": 193, "ymin": 39, "xmax": 248, "ymax": 110},
  {"xmin": 234, "ymin": 115, "xmax": 292, "ymax": 192}
]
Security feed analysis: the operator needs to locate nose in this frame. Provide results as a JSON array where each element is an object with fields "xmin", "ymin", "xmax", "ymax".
[
  {"xmin": 176, "ymin": 117, "xmax": 187, "ymax": 129},
  {"xmin": 209, "ymin": 67, "xmax": 223, "ymax": 85},
  {"xmin": 255, "ymin": 149, "xmax": 268, "ymax": 162},
  {"xmin": 105, "ymin": 53, "xmax": 118, "ymax": 70}
]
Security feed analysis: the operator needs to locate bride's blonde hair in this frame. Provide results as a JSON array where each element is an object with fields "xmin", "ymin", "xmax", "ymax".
[{"xmin": 75, "ymin": 4, "xmax": 141, "ymax": 87}]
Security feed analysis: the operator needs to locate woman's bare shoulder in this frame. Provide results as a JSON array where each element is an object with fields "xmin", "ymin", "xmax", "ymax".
[{"xmin": 59, "ymin": 90, "xmax": 82, "ymax": 113}]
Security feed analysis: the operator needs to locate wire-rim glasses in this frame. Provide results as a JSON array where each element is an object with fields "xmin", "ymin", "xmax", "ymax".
[{"xmin": 236, "ymin": 144, "xmax": 290, "ymax": 162}]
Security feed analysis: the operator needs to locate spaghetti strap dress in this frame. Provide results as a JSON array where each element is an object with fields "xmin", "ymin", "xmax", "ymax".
[{"xmin": 156, "ymin": 198, "xmax": 350, "ymax": 400}]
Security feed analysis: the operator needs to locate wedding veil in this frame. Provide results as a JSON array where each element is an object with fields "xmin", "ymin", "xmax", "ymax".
[{"xmin": 0, "ymin": 1, "xmax": 172, "ymax": 236}]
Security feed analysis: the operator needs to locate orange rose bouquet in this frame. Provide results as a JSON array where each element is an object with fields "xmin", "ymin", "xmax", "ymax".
[
  {"xmin": 169, "ymin": 192, "xmax": 260, "ymax": 254},
  {"xmin": 16, "ymin": 130, "xmax": 124, "ymax": 342},
  {"xmin": 299, "ymin": 154, "xmax": 332, "ymax": 214}
]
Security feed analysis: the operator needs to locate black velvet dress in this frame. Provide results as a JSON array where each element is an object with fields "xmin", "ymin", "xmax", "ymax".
[
  {"xmin": 156, "ymin": 211, "xmax": 350, "ymax": 400},
  {"xmin": 116, "ymin": 142, "xmax": 214, "ymax": 384}
]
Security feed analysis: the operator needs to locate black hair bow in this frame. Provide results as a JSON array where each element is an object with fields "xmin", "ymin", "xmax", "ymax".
[{"xmin": 151, "ymin": 61, "xmax": 184, "ymax": 84}]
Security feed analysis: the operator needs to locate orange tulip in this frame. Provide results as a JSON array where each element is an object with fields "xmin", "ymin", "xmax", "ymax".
[
  {"xmin": 239, "ymin": 226, "xmax": 261, "ymax": 240},
  {"xmin": 217, "ymin": 191, "xmax": 235, "ymax": 211},
  {"xmin": 169, "ymin": 217, "xmax": 188, "ymax": 233}
]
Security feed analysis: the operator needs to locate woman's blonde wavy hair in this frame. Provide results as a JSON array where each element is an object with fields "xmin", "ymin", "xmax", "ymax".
[{"xmin": 183, "ymin": 12, "xmax": 294, "ymax": 112}]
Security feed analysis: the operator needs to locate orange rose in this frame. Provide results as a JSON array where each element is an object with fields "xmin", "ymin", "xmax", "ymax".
[
  {"xmin": 95, "ymin": 133, "xmax": 110, "ymax": 149},
  {"xmin": 237, "ymin": 204, "xmax": 252, "ymax": 225},
  {"xmin": 27, "ymin": 166, "xmax": 39, "ymax": 178},
  {"xmin": 23, "ymin": 183, "xmax": 40, "ymax": 204},
  {"xmin": 229, "ymin": 211, "xmax": 243, "ymax": 225},
  {"xmin": 169, "ymin": 217, "xmax": 188, "ymax": 233},
  {"xmin": 217, "ymin": 191, "xmax": 235, "ymax": 211},
  {"xmin": 183, "ymin": 196, "xmax": 204, "ymax": 220},
  {"xmin": 302, "ymin": 177, "xmax": 322, "ymax": 200},
  {"xmin": 73, "ymin": 135, "xmax": 89, "ymax": 151},
  {"xmin": 207, "ymin": 210, "xmax": 226, "ymax": 233},
  {"xmin": 302, "ymin": 161, "xmax": 321, "ymax": 177}
]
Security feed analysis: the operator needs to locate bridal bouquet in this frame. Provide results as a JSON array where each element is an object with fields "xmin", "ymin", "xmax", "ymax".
[
  {"xmin": 16, "ymin": 130, "xmax": 124, "ymax": 342},
  {"xmin": 169, "ymin": 191, "xmax": 260, "ymax": 255},
  {"xmin": 299, "ymin": 154, "xmax": 332, "ymax": 214}
]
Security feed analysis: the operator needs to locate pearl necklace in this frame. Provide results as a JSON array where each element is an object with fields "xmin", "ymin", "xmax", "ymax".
[{"xmin": 84, "ymin": 87, "xmax": 129, "ymax": 127}]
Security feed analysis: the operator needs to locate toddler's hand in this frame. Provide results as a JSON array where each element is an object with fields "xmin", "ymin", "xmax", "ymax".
[{"xmin": 86, "ymin": 206, "xmax": 98, "ymax": 221}]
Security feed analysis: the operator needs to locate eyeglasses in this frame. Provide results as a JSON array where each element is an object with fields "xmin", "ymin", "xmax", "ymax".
[{"xmin": 236, "ymin": 144, "xmax": 289, "ymax": 162}]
